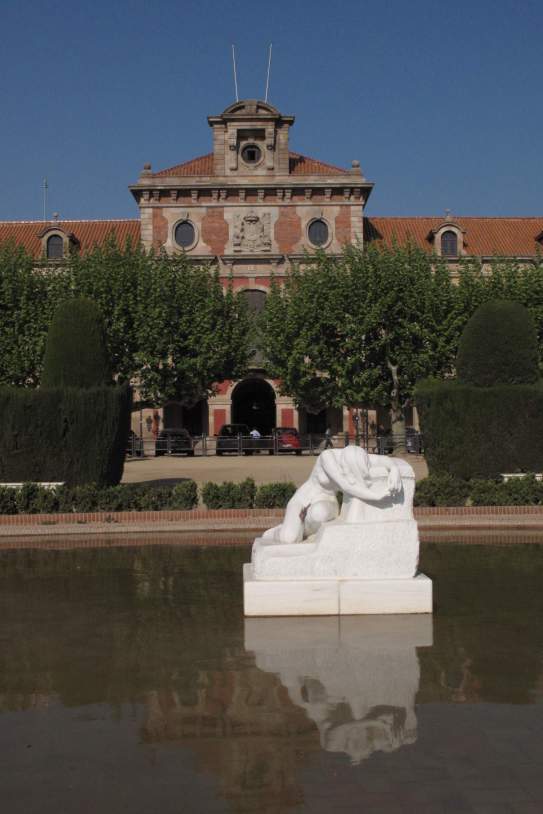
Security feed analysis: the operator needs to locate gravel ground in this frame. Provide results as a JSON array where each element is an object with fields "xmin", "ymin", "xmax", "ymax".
[{"xmin": 122, "ymin": 451, "xmax": 429, "ymax": 488}]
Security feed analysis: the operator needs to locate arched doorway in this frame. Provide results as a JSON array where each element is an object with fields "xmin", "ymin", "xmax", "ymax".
[{"xmin": 232, "ymin": 378, "xmax": 276, "ymax": 435}]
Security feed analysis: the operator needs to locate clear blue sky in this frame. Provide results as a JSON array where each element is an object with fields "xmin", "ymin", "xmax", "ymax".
[{"xmin": 1, "ymin": 0, "xmax": 541, "ymax": 220}]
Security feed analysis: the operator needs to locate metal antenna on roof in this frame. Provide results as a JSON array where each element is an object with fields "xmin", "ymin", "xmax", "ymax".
[
  {"xmin": 231, "ymin": 45, "xmax": 239, "ymax": 102},
  {"xmin": 42, "ymin": 178, "xmax": 48, "ymax": 221},
  {"xmin": 265, "ymin": 43, "xmax": 272, "ymax": 102}
]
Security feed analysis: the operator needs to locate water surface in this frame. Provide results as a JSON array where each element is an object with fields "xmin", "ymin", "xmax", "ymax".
[{"xmin": 1, "ymin": 539, "xmax": 543, "ymax": 813}]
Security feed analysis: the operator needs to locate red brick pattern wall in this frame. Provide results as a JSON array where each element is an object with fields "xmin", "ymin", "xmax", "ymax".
[
  {"xmin": 281, "ymin": 408, "xmax": 294, "ymax": 426},
  {"xmin": 275, "ymin": 209, "xmax": 302, "ymax": 254},
  {"xmin": 201, "ymin": 208, "xmax": 229, "ymax": 254},
  {"xmin": 152, "ymin": 210, "xmax": 168, "ymax": 249},
  {"xmin": 335, "ymin": 207, "xmax": 351, "ymax": 246},
  {"xmin": 213, "ymin": 408, "xmax": 226, "ymax": 432}
]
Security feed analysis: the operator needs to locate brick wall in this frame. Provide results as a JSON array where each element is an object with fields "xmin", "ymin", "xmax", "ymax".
[
  {"xmin": 335, "ymin": 207, "xmax": 352, "ymax": 246},
  {"xmin": 152, "ymin": 209, "xmax": 168, "ymax": 249},
  {"xmin": 201, "ymin": 208, "xmax": 229, "ymax": 254},
  {"xmin": 274, "ymin": 208, "xmax": 302, "ymax": 254}
]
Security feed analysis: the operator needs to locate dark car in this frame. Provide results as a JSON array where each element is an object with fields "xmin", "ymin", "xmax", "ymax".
[
  {"xmin": 155, "ymin": 428, "xmax": 194, "ymax": 457},
  {"xmin": 376, "ymin": 427, "xmax": 423, "ymax": 455},
  {"xmin": 406, "ymin": 427, "xmax": 423, "ymax": 454},
  {"xmin": 126, "ymin": 430, "xmax": 144, "ymax": 457},
  {"xmin": 273, "ymin": 427, "xmax": 302, "ymax": 455},
  {"xmin": 216, "ymin": 423, "xmax": 250, "ymax": 455}
]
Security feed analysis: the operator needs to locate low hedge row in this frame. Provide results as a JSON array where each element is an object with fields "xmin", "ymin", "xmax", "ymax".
[
  {"xmin": 0, "ymin": 478, "xmax": 297, "ymax": 515},
  {"xmin": 4, "ymin": 475, "xmax": 542, "ymax": 514},
  {"xmin": 414, "ymin": 473, "xmax": 543, "ymax": 507}
]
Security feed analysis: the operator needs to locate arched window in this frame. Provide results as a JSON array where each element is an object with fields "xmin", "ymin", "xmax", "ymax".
[
  {"xmin": 441, "ymin": 230, "xmax": 458, "ymax": 257},
  {"xmin": 308, "ymin": 219, "xmax": 329, "ymax": 247},
  {"xmin": 46, "ymin": 234, "xmax": 64, "ymax": 259},
  {"xmin": 174, "ymin": 220, "xmax": 196, "ymax": 249},
  {"xmin": 242, "ymin": 289, "xmax": 267, "ymax": 315}
]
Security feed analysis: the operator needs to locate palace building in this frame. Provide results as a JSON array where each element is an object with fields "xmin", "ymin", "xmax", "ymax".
[{"xmin": 2, "ymin": 99, "xmax": 543, "ymax": 440}]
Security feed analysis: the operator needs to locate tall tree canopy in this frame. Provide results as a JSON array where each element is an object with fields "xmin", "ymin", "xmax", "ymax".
[
  {"xmin": 0, "ymin": 239, "xmax": 251, "ymax": 404},
  {"xmin": 261, "ymin": 245, "xmax": 463, "ymax": 441}
]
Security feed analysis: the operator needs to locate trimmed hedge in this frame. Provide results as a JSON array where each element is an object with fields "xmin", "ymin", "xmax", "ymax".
[
  {"xmin": 414, "ymin": 473, "xmax": 543, "ymax": 507},
  {"xmin": 4, "ymin": 476, "xmax": 543, "ymax": 513},
  {"xmin": 201, "ymin": 478, "xmax": 257, "ymax": 510},
  {"xmin": 456, "ymin": 300, "xmax": 539, "ymax": 387},
  {"xmin": 416, "ymin": 378, "xmax": 543, "ymax": 479},
  {"xmin": 0, "ymin": 479, "xmax": 296, "ymax": 514},
  {"xmin": 0, "ymin": 383, "xmax": 131, "ymax": 486},
  {"xmin": 413, "ymin": 473, "xmax": 470, "ymax": 507},
  {"xmin": 0, "ymin": 480, "xmax": 199, "ymax": 514},
  {"xmin": 254, "ymin": 481, "xmax": 297, "ymax": 508},
  {"xmin": 42, "ymin": 298, "xmax": 112, "ymax": 388}
]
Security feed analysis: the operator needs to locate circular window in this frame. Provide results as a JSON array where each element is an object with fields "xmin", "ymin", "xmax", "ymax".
[
  {"xmin": 241, "ymin": 144, "xmax": 262, "ymax": 165},
  {"xmin": 174, "ymin": 220, "xmax": 195, "ymax": 249},
  {"xmin": 308, "ymin": 219, "xmax": 329, "ymax": 247}
]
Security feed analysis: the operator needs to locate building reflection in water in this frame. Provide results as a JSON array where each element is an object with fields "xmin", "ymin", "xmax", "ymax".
[{"xmin": 245, "ymin": 614, "xmax": 433, "ymax": 765}]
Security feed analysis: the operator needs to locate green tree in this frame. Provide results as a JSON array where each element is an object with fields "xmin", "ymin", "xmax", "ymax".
[
  {"xmin": 68, "ymin": 235, "xmax": 146, "ymax": 382},
  {"xmin": 0, "ymin": 238, "xmax": 252, "ymax": 405},
  {"xmin": 0, "ymin": 241, "xmax": 69, "ymax": 386},
  {"xmin": 131, "ymin": 253, "xmax": 251, "ymax": 405},
  {"xmin": 261, "ymin": 244, "xmax": 462, "ymax": 448}
]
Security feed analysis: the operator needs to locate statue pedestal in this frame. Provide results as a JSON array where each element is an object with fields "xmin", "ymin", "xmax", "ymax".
[
  {"xmin": 243, "ymin": 564, "xmax": 432, "ymax": 616},
  {"xmin": 244, "ymin": 519, "xmax": 432, "ymax": 616}
]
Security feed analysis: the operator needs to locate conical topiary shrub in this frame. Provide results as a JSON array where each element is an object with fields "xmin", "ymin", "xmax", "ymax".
[
  {"xmin": 42, "ymin": 297, "xmax": 111, "ymax": 388},
  {"xmin": 456, "ymin": 300, "xmax": 539, "ymax": 387},
  {"xmin": 0, "ymin": 296, "xmax": 130, "ymax": 485},
  {"xmin": 416, "ymin": 299, "xmax": 543, "ymax": 480}
]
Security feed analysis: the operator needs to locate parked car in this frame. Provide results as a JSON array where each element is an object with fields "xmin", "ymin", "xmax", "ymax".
[
  {"xmin": 216, "ymin": 423, "xmax": 250, "ymax": 455},
  {"xmin": 406, "ymin": 427, "xmax": 423, "ymax": 454},
  {"xmin": 376, "ymin": 427, "xmax": 423, "ymax": 455},
  {"xmin": 126, "ymin": 430, "xmax": 144, "ymax": 457},
  {"xmin": 155, "ymin": 428, "xmax": 194, "ymax": 456},
  {"xmin": 273, "ymin": 426, "xmax": 302, "ymax": 455}
]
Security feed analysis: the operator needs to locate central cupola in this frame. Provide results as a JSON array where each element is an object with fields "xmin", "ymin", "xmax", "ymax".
[{"xmin": 207, "ymin": 99, "xmax": 295, "ymax": 176}]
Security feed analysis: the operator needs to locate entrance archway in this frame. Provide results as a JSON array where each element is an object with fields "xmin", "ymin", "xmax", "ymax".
[{"xmin": 231, "ymin": 378, "xmax": 276, "ymax": 435}]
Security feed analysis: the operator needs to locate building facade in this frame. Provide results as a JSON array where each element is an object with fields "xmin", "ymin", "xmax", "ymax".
[{"xmin": 1, "ymin": 99, "xmax": 542, "ymax": 441}]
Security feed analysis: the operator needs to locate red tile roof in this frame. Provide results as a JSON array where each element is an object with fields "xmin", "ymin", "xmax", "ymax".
[
  {"xmin": 365, "ymin": 217, "xmax": 543, "ymax": 257},
  {"xmin": 152, "ymin": 152, "xmax": 349, "ymax": 177},
  {"xmin": 288, "ymin": 152, "xmax": 349, "ymax": 176},
  {"xmin": 153, "ymin": 154, "xmax": 215, "ymax": 177},
  {"xmin": 0, "ymin": 220, "xmax": 140, "ymax": 259}
]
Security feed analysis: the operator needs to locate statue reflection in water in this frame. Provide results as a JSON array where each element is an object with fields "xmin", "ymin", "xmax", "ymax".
[{"xmin": 245, "ymin": 614, "xmax": 433, "ymax": 765}]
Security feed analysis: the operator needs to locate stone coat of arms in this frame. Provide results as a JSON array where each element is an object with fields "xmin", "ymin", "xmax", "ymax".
[{"xmin": 233, "ymin": 211, "xmax": 272, "ymax": 252}]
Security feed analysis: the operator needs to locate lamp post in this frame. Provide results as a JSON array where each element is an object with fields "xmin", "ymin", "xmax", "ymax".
[{"xmin": 353, "ymin": 409, "xmax": 360, "ymax": 447}]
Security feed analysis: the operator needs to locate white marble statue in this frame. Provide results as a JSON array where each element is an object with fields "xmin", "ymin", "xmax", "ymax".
[
  {"xmin": 243, "ymin": 445, "xmax": 433, "ymax": 615},
  {"xmin": 262, "ymin": 446, "xmax": 403, "ymax": 544}
]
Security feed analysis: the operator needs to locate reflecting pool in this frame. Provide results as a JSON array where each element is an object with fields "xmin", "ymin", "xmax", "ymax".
[{"xmin": 1, "ymin": 537, "xmax": 543, "ymax": 813}]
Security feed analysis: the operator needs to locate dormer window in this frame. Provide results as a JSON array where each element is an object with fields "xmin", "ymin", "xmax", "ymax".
[
  {"xmin": 430, "ymin": 222, "xmax": 464, "ymax": 258},
  {"xmin": 46, "ymin": 234, "xmax": 64, "ymax": 259},
  {"xmin": 441, "ymin": 230, "xmax": 458, "ymax": 257},
  {"xmin": 39, "ymin": 227, "xmax": 78, "ymax": 260}
]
